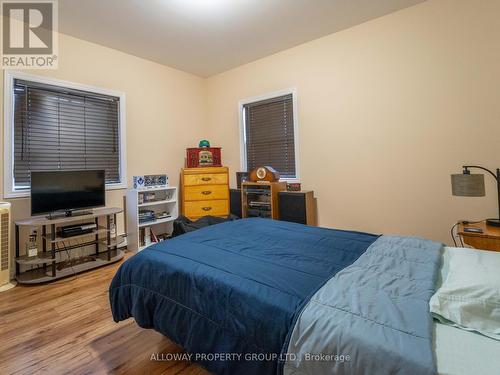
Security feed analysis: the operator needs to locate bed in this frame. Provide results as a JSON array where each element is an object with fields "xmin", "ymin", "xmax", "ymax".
[{"xmin": 109, "ymin": 218, "xmax": 499, "ymax": 375}]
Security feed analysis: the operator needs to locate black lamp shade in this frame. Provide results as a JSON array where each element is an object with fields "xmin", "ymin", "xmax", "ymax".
[{"xmin": 451, "ymin": 173, "xmax": 485, "ymax": 197}]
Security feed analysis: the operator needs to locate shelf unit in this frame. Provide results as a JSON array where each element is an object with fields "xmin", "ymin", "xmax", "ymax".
[
  {"xmin": 126, "ymin": 187, "xmax": 178, "ymax": 252},
  {"xmin": 16, "ymin": 249, "xmax": 123, "ymax": 284},
  {"xmin": 138, "ymin": 216, "xmax": 176, "ymax": 227},
  {"xmin": 14, "ymin": 207, "xmax": 124, "ymax": 284},
  {"xmin": 138, "ymin": 198, "xmax": 176, "ymax": 208},
  {"xmin": 241, "ymin": 181, "xmax": 287, "ymax": 220}
]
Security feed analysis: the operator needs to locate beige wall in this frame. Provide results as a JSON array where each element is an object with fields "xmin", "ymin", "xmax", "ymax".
[
  {"xmin": 1, "ymin": 33, "xmax": 208, "ymax": 234},
  {"xmin": 3, "ymin": 0, "xmax": 499, "ymax": 247},
  {"xmin": 206, "ymin": 0, "xmax": 500, "ymax": 244}
]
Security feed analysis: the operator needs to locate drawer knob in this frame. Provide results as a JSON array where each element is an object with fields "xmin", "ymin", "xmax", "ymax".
[
  {"xmin": 202, "ymin": 207, "xmax": 212, "ymax": 211},
  {"xmin": 201, "ymin": 177, "xmax": 212, "ymax": 182},
  {"xmin": 201, "ymin": 191, "xmax": 212, "ymax": 195}
]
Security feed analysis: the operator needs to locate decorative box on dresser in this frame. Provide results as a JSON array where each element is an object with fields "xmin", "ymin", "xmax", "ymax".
[{"xmin": 181, "ymin": 167, "xmax": 230, "ymax": 220}]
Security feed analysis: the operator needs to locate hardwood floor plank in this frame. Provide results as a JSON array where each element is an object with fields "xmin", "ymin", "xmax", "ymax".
[{"xmin": 0, "ymin": 252, "xmax": 211, "ymax": 375}]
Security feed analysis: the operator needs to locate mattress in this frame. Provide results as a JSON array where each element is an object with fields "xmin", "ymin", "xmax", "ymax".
[
  {"xmin": 435, "ymin": 322, "xmax": 500, "ymax": 375},
  {"xmin": 435, "ymin": 247, "xmax": 500, "ymax": 375}
]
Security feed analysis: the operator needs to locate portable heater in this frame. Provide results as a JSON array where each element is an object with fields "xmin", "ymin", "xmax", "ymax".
[{"xmin": 0, "ymin": 202, "xmax": 15, "ymax": 292}]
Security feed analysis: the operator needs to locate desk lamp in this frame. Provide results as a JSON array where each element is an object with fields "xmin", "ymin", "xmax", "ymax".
[{"xmin": 451, "ymin": 165, "xmax": 500, "ymax": 227}]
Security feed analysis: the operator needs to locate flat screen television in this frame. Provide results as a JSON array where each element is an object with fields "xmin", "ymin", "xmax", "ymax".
[{"xmin": 31, "ymin": 170, "xmax": 106, "ymax": 216}]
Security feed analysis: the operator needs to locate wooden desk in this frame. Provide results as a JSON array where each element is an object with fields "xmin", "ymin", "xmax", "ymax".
[{"xmin": 458, "ymin": 221, "xmax": 500, "ymax": 252}]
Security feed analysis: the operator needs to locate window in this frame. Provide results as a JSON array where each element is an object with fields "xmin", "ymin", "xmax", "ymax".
[
  {"xmin": 240, "ymin": 90, "xmax": 298, "ymax": 180},
  {"xmin": 4, "ymin": 72, "xmax": 126, "ymax": 197}
]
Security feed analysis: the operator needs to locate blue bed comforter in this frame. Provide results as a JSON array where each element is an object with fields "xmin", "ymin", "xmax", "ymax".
[
  {"xmin": 284, "ymin": 235, "xmax": 442, "ymax": 375},
  {"xmin": 109, "ymin": 218, "xmax": 378, "ymax": 374}
]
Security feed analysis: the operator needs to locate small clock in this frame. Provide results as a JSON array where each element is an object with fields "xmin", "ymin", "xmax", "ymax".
[{"xmin": 249, "ymin": 166, "xmax": 280, "ymax": 182}]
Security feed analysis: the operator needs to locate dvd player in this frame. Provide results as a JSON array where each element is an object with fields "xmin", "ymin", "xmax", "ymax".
[{"xmin": 59, "ymin": 222, "xmax": 97, "ymax": 238}]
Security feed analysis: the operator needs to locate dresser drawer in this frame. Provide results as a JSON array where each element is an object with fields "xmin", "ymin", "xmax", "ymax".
[
  {"xmin": 184, "ymin": 185, "xmax": 228, "ymax": 201},
  {"xmin": 184, "ymin": 200, "xmax": 229, "ymax": 218},
  {"xmin": 184, "ymin": 173, "xmax": 228, "ymax": 186}
]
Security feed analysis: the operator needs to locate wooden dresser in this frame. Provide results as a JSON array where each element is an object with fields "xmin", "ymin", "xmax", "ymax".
[{"xmin": 181, "ymin": 167, "xmax": 229, "ymax": 220}]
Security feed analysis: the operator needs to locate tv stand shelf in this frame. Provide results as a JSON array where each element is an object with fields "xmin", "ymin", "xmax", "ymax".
[
  {"xmin": 15, "ymin": 207, "xmax": 122, "ymax": 226},
  {"xmin": 16, "ymin": 250, "xmax": 124, "ymax": 284},
  {"xmin": 14, "ymin": 207, "xmax": 124, "ymax": 284},
  {"xmin": 43, "ymin": 226, "xmax": 109, "ymax": 243}
]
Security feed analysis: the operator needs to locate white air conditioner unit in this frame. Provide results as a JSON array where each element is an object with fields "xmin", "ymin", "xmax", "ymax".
[{"xmin": 0, "ymin": 202, "xmax": 16, "ymax": 292}]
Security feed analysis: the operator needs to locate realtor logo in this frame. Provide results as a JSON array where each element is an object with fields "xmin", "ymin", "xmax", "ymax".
[{"xmin": 1, "ymin": 0, "xmax": 58, "ymax": 69}]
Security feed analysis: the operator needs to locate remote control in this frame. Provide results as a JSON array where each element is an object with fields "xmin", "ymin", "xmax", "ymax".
[{"xmin": 463, "ymin": 227, "xmax": 483, "ymax": 233}]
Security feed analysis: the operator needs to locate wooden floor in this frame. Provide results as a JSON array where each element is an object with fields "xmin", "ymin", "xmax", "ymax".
[{"xmin": 0, "ymin": 252, "xmax": 211, "ymax": 375}]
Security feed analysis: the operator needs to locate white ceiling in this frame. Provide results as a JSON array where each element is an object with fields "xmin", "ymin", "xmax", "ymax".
[{"xmin": 59, "ymin": 0, "xmax": 425, "ymax": 77}]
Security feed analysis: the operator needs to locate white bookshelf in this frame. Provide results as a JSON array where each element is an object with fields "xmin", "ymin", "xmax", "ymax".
[{"xmin": 126, "ymin": 187, "xmax": 178, "ymax": 252}]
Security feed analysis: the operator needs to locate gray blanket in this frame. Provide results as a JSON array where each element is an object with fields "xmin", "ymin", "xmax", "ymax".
[{"xmin": 283, "ymin": 235, "xmax": 442, "ymax": 375}]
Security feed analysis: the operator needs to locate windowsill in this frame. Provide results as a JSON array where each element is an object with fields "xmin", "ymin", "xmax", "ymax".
[
  {"xmin": 3, "ymin": 182, "xmax": 128, "ymax": 200},
  {"xmin": 280, "ymin": 177, "xmax": 300, "ymax": 183}
]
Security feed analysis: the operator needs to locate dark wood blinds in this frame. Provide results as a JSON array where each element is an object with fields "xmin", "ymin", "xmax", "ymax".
[
  {"xmin": 244, "ymin": 94, "xmax": 296, "ymax": 178},
  {"xmin": 13, "ymin": 79, "xmax": 121, "ymax": 189}
]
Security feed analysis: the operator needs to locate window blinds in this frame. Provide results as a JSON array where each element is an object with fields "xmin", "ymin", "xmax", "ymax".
[
  {"xmin": 13, "ymin": 79, "xmax": 121, "ymax": 189},
  {"xmin": 243, "ymin": 94, "xmax": 296, "ymax": 178}
]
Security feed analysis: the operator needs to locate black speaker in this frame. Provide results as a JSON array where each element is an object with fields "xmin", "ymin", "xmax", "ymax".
[
  {"xmin": 230, "ymin": 189, "xmax": 242, "ymax": 218},
  {"xmin": 278, "ymin": 191, "xmax": 316, "ymax": 225}
]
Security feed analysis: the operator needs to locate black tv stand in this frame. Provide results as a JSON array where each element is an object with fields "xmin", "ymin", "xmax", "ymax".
[{"xmin": 15, "ymin": 207, "xmax": 124, "ymax": 284}]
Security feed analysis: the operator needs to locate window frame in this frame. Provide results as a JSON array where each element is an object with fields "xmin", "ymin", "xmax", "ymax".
[
  {"xmin": 238, "ymin": 88, "xmax": 300, "ymax": 182},
  {"xmin": 3, "ymin": 71, "xmax": 127, "ymax": 198}
]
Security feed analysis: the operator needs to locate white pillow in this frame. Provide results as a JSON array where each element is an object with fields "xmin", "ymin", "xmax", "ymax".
[{"xmin": 430, "ymin": 247, "xmax": 500, "ymax": 340}]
